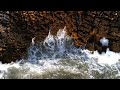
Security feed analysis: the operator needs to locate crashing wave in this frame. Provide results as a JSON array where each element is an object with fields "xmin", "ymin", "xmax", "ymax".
[
  {"xmin": 0, "ymin": 26, "xmax": 120, "ymax": 79},
  {"xmin": 27, "ymin": 26, "xmax": 88, "ymax": 64}
]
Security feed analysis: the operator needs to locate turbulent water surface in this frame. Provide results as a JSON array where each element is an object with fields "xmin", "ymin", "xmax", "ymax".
[{"xmin": 1, "ymin": 27, "xmax": 120, "ymax": 79}]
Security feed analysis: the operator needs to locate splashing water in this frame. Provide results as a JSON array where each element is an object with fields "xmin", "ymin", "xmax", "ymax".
[
  {"xmin": 100, "ymin": 37, "xmax": 109, "ymax": 46},
  {"xmin": 0, "ymin": 26, "xmax": 120, "ymax": 79},
  {"xmin": 27, "ymin": 26, "xmax": 86, "ymax": 64}
]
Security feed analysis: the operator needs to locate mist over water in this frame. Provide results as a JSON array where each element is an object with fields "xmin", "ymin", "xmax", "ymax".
[{"xmin": 0, "ymin": 27, "xmax": 120, "ymax": 79}]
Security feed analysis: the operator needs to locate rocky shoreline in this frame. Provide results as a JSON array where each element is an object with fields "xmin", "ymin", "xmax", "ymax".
[{"xmin": 0, "ymin": 11, "xmax": 120, "ymax": 63}]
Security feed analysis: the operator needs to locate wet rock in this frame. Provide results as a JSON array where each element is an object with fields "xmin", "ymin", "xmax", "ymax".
[{"xmin": 0, "ymin": 11, "xmax": 120, "ymax": 63}]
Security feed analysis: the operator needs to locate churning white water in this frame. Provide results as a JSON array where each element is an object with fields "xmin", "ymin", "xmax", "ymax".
[{"xmin": 0, "ymin": 26, "xmax": 120, "ymax": 79}]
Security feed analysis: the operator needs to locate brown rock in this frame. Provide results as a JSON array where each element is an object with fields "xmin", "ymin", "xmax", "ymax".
[{"xmin": 0, "ymin": 11, "xmax": 120, "ymax": 63}]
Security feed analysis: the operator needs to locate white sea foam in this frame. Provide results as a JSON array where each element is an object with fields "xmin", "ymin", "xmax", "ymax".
[
  {"xmin": 0, "ymin": 26, "xmax": 120, "ymax": 79},
  {"xmin": 84, "ymin": 48, "xmax": 120, "ymax": 65}
]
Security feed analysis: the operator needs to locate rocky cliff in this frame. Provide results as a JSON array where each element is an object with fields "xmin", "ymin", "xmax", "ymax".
[{"xmin": 0, "ymin": 11, "xmax": 120, "ymax": 63}]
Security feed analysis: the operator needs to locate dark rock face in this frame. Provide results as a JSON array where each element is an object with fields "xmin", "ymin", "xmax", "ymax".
[{"xmin": 0, "ymin": 11, "xmax": 120, "ymax": 63}]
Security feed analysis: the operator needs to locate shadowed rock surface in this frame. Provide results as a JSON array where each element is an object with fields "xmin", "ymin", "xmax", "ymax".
[{"xmin": 0, "ymin": 11, "xmax": 120, "ymax": 63}]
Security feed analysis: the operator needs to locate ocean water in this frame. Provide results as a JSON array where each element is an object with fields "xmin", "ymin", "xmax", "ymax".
[{"xmin": 0, "ymin": 27, "xmax": 120, "ymax": 79}]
